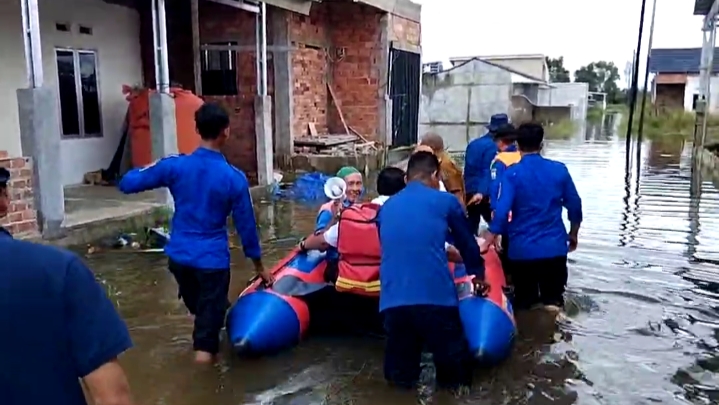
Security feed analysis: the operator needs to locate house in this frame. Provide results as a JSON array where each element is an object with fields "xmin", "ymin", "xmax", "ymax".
[
  {"xmin": 0, "ymin": 0, "xmax": 421, "ymax": 238},
  {"xmin": 648, "ymin": 47, "xmax": 719, "ymax": 112},
  {"xmin": 450, "ymin": 54, "xmax": 549, "ymax": 82}
]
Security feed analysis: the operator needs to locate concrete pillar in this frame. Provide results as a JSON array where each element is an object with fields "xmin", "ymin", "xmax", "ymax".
[
  {"xmin": 149, "ymin": 92, "xmax": 178, "ymax": 206},
  {"xmin": 255, "ymin": 95, "xmax": 274, "ymax": 186},
  {"xmin": 271, "ymin": 9, "xmax": 293, "ymax": 159},
  {"xmin": 377, "ymin": 13, "xmax": 392, "ymax": 146},
  {"xmin": 17, "ymin": 87, "xmax": 64, "ymax": 238}
]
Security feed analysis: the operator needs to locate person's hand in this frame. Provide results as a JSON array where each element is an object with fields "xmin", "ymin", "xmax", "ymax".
[
  {"xmin": 477, "ymin": 236, "xmax": 491, "ymax": 253},
  {"xmin": 568, "ymin": 233, "xmax": 578, "ymax": 252},
  {"xmin": 254, "ymin": 262, "xmax": 274, "ymax": 286},
  {"xmin": 330, "ymin": 199, "xmax": 343, "ymax": 217},
  {"xmin": 493, "ymin": 235, "xmax": 503, "ymax": 252},
  {"xmin": 472, "ymin": 277, "xmax": 490, "ymax": 297},
  {"xmin": 467, "ymin": 193, "xmax": 483, "ymax": 205}
]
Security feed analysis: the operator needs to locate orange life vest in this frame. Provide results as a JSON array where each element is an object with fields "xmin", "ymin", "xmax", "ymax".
[{"xmin": 335, "ymin": 203, "xmax": 381, "ymax": 296}]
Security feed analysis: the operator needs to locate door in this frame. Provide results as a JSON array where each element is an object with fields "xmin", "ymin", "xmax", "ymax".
[{"xmin": 388, "ymin": 46, "xmax": 421, "ymax": 147}]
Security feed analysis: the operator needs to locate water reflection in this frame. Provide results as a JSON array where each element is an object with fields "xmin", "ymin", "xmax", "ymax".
[{"xmin": 81, "ymin": 123, "xmax": 719, "ymax": 404}]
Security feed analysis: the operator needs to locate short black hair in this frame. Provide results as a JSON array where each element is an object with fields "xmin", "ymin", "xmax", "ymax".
[
  {"xmin": 493, "ymin": 123, "xmax": 517, "ymax": 142},
  {"xmin": 195, "ymin": 102, "xmax": 230, "ymax": 140},
  {"xmin": 0, "ymin": 167, "xmax": 9, "ymax": 191},
  {"xmin": 407, "ymin": 151, "xmax": 439, "ymax": 179},
  {"xmin": 517, "ymin": 122, "xmax": 544, "ymax": 152},
  {"xmin": 376, "ymin": 167, "xmax": 405, "ymax": 196}
]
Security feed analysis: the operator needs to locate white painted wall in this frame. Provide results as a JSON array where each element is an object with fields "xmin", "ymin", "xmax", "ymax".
[
  {"xmin": 682, "ymin": 75, "xmax": 719, "ymax": 113},
  {"xmin": 0, "ymin": 0, "xmax": 142, "ymax": 185}
]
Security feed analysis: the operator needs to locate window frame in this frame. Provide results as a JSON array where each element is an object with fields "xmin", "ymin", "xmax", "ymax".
[{"xmin": 54, "ymin": 47, "xmax": 103, "ymax": 139}]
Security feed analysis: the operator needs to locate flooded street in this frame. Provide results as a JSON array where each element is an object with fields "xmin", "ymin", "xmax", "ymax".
[{"xmin": 87, "ymin": 119, "xmax": 719, "ymax": 404}]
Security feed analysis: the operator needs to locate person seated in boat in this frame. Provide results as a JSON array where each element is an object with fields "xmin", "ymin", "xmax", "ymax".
[
  {"xmin": 419, "ymin": 133, "xmax": 466, "ymax": 208},
  {"xmin": 315, "ymin": 166, "xmax": 363, "ymax": 232},
  {"xmin": 301, "ymin": 166, "xmax": 464, "ymax": 265},
  {"xmin": 118, "ymin": 102, "xmax": 271, "ymax": 364},
  {"xmin": 377, "ymin": 151, "xmax": 486, "ymax": 391},
  {"xmin": 481, "ymin": 123, "xmax": 583, "ymax": 314},
  {"xmin": 489, "ymin": 124, "xmax": 520, "ymax": 277}
]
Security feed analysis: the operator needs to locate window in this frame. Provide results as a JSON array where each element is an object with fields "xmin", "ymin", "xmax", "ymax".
[
  {"xmin": 55, "ymin": 49, "xmax": 102, "ymax": 137},
  {"xmin": 78, "ymin": 25, "xmax": 93, "ymax": 35},
  {"xmin": 201, "ymin": 42, "xmax": 238, "ymax": 95}
]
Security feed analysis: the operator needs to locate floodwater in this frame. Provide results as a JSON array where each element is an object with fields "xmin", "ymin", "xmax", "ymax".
[{"xmin": 87, "ymin": 115, "xmax": 719, "ymax": 404}]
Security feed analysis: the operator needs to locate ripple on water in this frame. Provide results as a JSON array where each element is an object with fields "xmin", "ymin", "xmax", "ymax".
[{"xmin": 81, "ymin": 128, "xmax": 719, "ymax": 404}]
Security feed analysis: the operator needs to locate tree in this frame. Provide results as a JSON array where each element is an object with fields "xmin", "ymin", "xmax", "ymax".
[
  {"xmin": 546, "ymin": 57, "xmax": 570, "ymax": 83},
  {"xmin": 574, "ymin": 61, "xmax": 622, "ymax": 104}
]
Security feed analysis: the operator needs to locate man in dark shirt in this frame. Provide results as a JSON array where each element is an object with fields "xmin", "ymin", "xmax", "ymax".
[
  {"xmin": 482, "ymin": 123, "xmax": 583, "ymax": 312},
  {"xmin": 0, "ymin": 167, "xmax": 135, "ymax": 405},
  {"xmin": 377, "ymin": 152, "xmax": 485, "ymax": 391},
  {"xmin": 119, "ymin": 102, "xmax": 272, "ymax": 364}
]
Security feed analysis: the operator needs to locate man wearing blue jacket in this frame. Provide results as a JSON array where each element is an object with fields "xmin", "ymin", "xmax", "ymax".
[
  {"xmin": 119, "ymin": 102, "xmax": 272, "ymax": 364},
  {"xmin": 482, "ymin": 123, "xmax": 582, "ymax": 312},
  {"xmin": 378, "ymin": 151, "xmax": 485, "ymax": 391},
  {"xmin": 464, "ymin": 113, "xmax": 508, "ymax": 234}
]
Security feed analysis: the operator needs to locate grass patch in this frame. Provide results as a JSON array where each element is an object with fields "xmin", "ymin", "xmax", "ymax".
[
  {"xmin": 587, "ymin": 106, "xmax": 604, "ymax": 123},
  {"xmin": 544, "ymin": 119, "xmax": 576, "ymax": 139},
  {"xmin": 617, "ymin": 108, "xmax": 719, "ymax": 141}
]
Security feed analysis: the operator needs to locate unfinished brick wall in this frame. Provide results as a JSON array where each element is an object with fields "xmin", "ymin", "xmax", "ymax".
[
  {"xmin": 0, "ymin": 151, "xmax": 38, "ymax": 236},
  {"xmin": 289, "ymin": 1, "xmax": 387, "ymax": 141},
  {"xmin": 389, "ymin": 15, "xmax": 421, "ymax": 49}
]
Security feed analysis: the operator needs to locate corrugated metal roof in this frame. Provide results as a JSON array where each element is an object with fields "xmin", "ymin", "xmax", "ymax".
[
  {"xmin": 648, "ymin": 47, "xmax": 719, "ymax": 73},
  {"xmin": 694, "ymin": 0, "xmax": 714, "ymax": 15}
]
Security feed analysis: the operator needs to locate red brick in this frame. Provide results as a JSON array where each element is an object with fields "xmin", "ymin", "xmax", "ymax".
[
  {"xmin": 0, "ymin": 151, "xmax": 7, "ymax": 159},
  {"xmin": 0, "ymin": 154, "xmax": 38, "ymax": 236}
]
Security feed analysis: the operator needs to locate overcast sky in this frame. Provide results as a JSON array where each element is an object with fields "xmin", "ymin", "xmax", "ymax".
[{"xmin": 416, "ymin": 0, "xmax": 707, "ymax": 83}]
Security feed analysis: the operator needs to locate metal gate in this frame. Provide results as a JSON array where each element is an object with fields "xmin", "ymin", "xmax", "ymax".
[{"xmin": 388, "ymin": 47, "xmax": 421, "ymax": 147}]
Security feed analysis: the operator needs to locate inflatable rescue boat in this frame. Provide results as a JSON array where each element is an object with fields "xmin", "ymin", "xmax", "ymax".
[{"xmin": 226, "ymin": 247, "xmax": 515, "ymax": 364}]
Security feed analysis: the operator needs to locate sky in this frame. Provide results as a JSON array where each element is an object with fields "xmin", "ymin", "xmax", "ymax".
[{"xmin": 415, "ymin": 0, "xmax": 707, "ymax": 86}]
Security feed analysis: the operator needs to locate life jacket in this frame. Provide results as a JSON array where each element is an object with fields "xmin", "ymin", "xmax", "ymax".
[{"xmin": 335, "ymin": 203, "xmax": 381, "ymax": 296}]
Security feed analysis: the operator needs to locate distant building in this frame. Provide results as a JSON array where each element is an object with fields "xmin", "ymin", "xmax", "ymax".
[
  {"xmin": 450, "ymin": 54, "xmax": 549, "ymax": 82},
  {"xmin": 648, "ymin": 47, "xmax": 719, "ymax": 112},
  {"xmin": 423, "ymin": 61, "xmax": 443, "ymax": 73}
]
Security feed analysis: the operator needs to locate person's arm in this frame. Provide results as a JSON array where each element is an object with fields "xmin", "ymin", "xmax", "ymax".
[
  {"xmin": 64, "ymin": 257, "xmax": 134, "ymax": 405},
  {"xmin": 478, "ymin": 144, "xmax": 498, "ymax": 197},
  {"xmin": 561, "ymin": 166, "xmax": 583, "ymax": 237},
  {"xmin": 231, "ymin": 173, "xmax": 262, "ymax": 262},
  {"xmin": 447, "ymin": 197, "xmax": 484, "ymax": 277},
  {"xmin": 463, "ymin": 142, "xmax": 483, "ymax": 195},
  {"xmin": 446, "ymin": 243, "xmax": 463, "ymax": 263},
  {"xmin": 489, "ymin": 160, "xmax": 506, "ymax": 211},
  {"xmin": 487, "ymin": 173, "xmax": 516, "ymax": 238},
  {"xmin": 315, "ymin": 209, "xmax": 335, "ymax": 233},
  {"xmin": 302, "ymin": 223, "xmax": 337, "ymax": 251},
  {"xmin": 118, "ymin": 155, "xmax": 178, "ymax": 194}
]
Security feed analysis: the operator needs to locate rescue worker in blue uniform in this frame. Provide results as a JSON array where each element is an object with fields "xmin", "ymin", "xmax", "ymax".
[
  {"xmin": 0, "ymin": 167, "xmax": 136, "ymax": 405},
  {"xmin": 119, "ymin": 102, "xmax": 272, "ymax": 364},
  {"xmin": 464, "ymin": 113, "xmax": 508, "ymax": 234},
  {"xmin": 377, "ymin": 151, "xmax": 486, "ymax": 391},
  {"xmin": 482, "ymin": 123, "xmax": 583, "ymax": 313},
  {"xmin": 489, "ymin": 124, "xmax": 521, "ymax": 274}
]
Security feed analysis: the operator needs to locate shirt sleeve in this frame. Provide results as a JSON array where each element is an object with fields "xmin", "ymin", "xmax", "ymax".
[
  {"xmin": 118, "ymin": 155, "xmax": 179, "ymax": 194},
  {"xmin": 446, "ymin": 196, "xmax": 484, "ymax": 277},
  {"xmin": 561, "ymin": 165, "xmax": 583, "ymax": 224},
  {"xmin": 323, "ymin": 224, "xmax": 339, "ymax": 248},
  {"xmin": 488, "ymin": 171, "xmax": 516, "ymax": 236},
  {"xmin": 64, "ymin": 257, "xmax": 133, "ymax": 378},
  {"xmin": 478, "ymin": 144, "xmax": 498, "ymax": 196},
  {"xmin": 489, "ymin": 160, "xmax": 506, "ymax": 210},
  {"xmin": 315, "ymin": 210, "xmax": 334, "ymax": 233},
  {"xmin": 463, "ymin": 142, "xmax": 482, "ymax": 195},
  {"xmin": 231, "ymin": 171, "xmax": 262, "ymax": 260}
]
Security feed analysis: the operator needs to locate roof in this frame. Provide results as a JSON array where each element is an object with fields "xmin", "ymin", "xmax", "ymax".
[
  {"xmin": 694, "ymin": 0, "xmax": 714, "ymax": 15},
  {"xmin": 648, "ymin": 47, "xmax": 719, "ymax": 73},
  {"xmin": 449, "ymin": 54, "xmax": 545, "ymax": 64},
  {"xmin": 434, "ymin": 57, "xmax": 549, "ymax": 85}
]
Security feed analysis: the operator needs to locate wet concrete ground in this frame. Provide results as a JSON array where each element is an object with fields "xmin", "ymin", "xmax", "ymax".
[{"xmin": 85, "ymin": 118, "xmax": 719, "ymax": 404}]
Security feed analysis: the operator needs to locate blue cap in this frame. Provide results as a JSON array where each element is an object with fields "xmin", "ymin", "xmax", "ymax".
[{"xmin": 486, "ymin": 113, "xmax": 509, "ymax": 131}]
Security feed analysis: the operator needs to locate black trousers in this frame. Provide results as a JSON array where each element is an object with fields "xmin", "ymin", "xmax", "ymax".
[
  {"xmin": 466, "ymin": 195, "xmax": 492, "ymax": 235},
  {"xmin": 168, "ymin": 259, "xmax": 230, "ymax": 354},
  {"xmin": 509, "ymin": 256, "xmax": 568, "ymax": 310},
  {"xmin": 383, "ymin": 305, "xmax": 473, "ymax": 390}
]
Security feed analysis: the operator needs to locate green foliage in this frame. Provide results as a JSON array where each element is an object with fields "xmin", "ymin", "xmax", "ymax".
[
  {"xmin": 617, "ymin": 106, "xmax": 719, "ymax": 140},
  {"xmin": 546, "ymin": 56, "xmax": 570, "ymax": 83},
  {"xmin": 574, "ymin": 61, "xmax": 622, "ymax": 104},
  {"xmin": 544, "ymin": 120, "xmax": 576, "ymax": 139}
]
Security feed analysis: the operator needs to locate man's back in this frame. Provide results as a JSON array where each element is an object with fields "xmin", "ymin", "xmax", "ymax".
[
  {"xmin": 120, "ymin": 147, "xmax": 254, "ymax": 269},
  {"xmin": 0, "ymin": 238, "xmax": 132, "ymax": 405},
  {"xmin": 377, "ymin": 182, "xmax": 460, "ymax": 310},
  {"xmin": 504, "ymin": 154, "xmax": 580, "ymax": 259}
]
